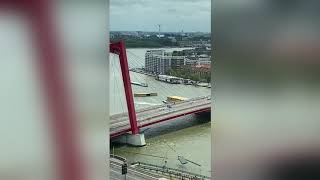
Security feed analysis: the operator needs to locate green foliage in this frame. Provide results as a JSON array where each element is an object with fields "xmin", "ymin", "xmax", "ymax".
[
  {"xmin": 166, "ymin": 67, "xmax": 210, "ymax": 82},
  {"xmin": 111, "ymin": 35, "xmax": 179, "ymax": 48},
  {"xmin": 110, "ymin": 34, "xmax": 211, "ymax": 48},
  {"xmin": 172, "ymin": 51, "xmax": 185, "ymax": 56},
  {"xmin": 187, "ymin": 35, "xmax": 211, "ymax": 41}
]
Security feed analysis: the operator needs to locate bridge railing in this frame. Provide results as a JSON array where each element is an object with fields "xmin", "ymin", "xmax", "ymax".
[
  {"xmin": 133, "ymin": 161, "xmax": 211, "ymax": 180},
  {"xmin": 110, "ymin": 98, "xmax": 211, "ymax": 133},
  {"xmin": 110, "ymin": 112, "xmax": 129, "ymax": 119},
  {"xmin": 135, "ymin": 96, "xmax": 210, "ymax": 113},
  {"xmin": 110, "ymin": 95, "xmax": 211, "ymax": 120},
  {"xmin": 110, "ymin": 103, "xmax": 210, "ymax": 130},
  {"xmin": 135, "ymin": 104, "xmax": 211, "ymax": 124},
  {"xmin": 110, "ymin": 154, "xmax": 126, "ymax": 163}
]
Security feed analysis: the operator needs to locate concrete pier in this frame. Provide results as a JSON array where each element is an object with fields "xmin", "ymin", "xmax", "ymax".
[{"xmin": 115, "ymin": 133, "xmax": 146, "ymax": 146}]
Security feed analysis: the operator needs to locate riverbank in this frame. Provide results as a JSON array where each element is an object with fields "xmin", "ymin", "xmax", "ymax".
[{"xmin": 130, "ymin": 68, "xmax": 211, "ymax": 87}]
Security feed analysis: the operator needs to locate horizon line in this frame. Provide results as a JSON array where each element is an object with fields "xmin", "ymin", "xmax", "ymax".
[{"xmin": 110, "ymin": 30, "xmax": 211, "ymax": 33}]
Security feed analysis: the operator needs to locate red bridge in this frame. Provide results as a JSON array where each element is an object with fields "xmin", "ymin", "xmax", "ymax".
[
  {"xmin": 110, "ymin": 41, "xmax": 211, "ymax": 146},
  {"xmin": 110, "ymin": 96, "xmax": 211, "ymax": 138}
]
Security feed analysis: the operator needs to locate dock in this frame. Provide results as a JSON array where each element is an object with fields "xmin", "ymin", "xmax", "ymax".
[{"xmin": 134, "ymin": 92, "xmax": 158, "ymax": 97}]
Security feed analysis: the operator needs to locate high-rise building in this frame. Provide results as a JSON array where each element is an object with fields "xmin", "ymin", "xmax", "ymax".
[
  {"xmin": 145, "ymin": 50, "xmax": 171, "ymax": 74},
  {"xmin": 145, "ymin": 49, "xmax": 211, "ymax": 75}
]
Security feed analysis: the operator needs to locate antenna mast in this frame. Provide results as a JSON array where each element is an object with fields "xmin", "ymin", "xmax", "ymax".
[{"xmin": 158, "ymin": 24, "xmax": 161, "ymax": 38}]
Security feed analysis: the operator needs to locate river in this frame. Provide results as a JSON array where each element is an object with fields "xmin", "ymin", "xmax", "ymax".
[{"xmin": 110, "ymin": 48, "xmax": 212, "ymax": 177}]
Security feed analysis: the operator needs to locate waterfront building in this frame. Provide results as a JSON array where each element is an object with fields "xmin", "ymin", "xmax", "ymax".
[
  {"xmin": 145, "ymin": 48, "xmax": 212, "ymax": 74},
  {"xmin": 145, "ymin": 50, "xmax": 171, "ymax": 74}
]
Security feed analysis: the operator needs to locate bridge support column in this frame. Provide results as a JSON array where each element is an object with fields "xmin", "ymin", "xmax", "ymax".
[
  {"xmin": 110, "ymin": 40, "xmax": 140, "ymax": 135},
  {"xmin": 110, "ymin": 41, "xmax": 145, "ymax": 146},
  {"xmin": 115, "ymin": 133, "xmax": 146, "ymax": 146},
  {"xmin": 126, "ymin": 133, "xmax": 146, "ymax": 146}
]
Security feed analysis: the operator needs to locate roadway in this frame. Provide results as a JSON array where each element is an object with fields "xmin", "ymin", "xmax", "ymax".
[{"xmin": 110, "ymin": 96, "xmax": 211, "ymax": 137}]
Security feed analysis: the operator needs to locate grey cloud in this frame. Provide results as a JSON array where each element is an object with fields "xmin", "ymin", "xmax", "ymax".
[
  {"xmin": 110, "ymin": 0, "xmax": 211, "ymax": 32},
  {"xmin": 167, "ymin": 8, "xmax": 177, "ymax": 13},
  {"xmin": 111, "ymin": 0, "xmax": 151, "ymax": 7},
  {"xmin": 111, "ymin": 0, "xmax": 210, "ymax": 7}
]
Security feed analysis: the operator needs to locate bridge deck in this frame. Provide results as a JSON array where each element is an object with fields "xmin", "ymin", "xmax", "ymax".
[{"xmin": 110, "ymin": 96, "xmax": 211, "ymax": 137}]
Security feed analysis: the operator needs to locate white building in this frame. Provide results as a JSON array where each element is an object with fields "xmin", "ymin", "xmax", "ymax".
[
  {"xmin": 145, "ymin": 50, "xmax": 171, "ymax": 74},
  {"xmin": 145, "ymin": 50, "xmax": 212, "ymax": 74}
]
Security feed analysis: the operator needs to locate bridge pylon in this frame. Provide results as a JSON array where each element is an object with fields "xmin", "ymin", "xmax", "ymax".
[{"xmin": 110, "ymin": 40, "xmax": 146, "ymax": 146}]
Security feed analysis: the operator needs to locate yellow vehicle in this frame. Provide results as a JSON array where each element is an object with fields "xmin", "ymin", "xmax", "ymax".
[{"xmin": 166, "ymin": 96, "xmax": 188, "ymax": 103}]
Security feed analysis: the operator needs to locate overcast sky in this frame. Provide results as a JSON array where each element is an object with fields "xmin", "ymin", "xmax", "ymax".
[{"xmin": 110, "ymin": 0, "xmax": 211, "ymax": 32}]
